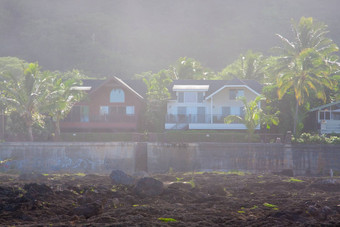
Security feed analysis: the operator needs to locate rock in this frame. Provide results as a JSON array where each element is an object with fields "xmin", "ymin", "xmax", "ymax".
[
  {"xmin": 272, "ymin": 169, "xmax": 294, "ymax": 177},
  {"xmin": 133, "ymin": 171, "xmax": 150, "ymax": 178},
  {"xmin": 167, "ymin": 182, "xmax": 193, "ymax": 191},
  {"xmin": 307, "ymin": 205, "xmax": 319, "ymax": 217},
  {"xmin": 134, "ymin": 177, "xmax": 164, "ymax": 197},
  {"xmin": 19, "ymin": 173, "xmax": 46, "ymax": 181},
  {"xmin": 73, "ymin": 202, "xmax": 102, "ymax": 219},
  {"xmin": 24, "ymin": 183, "xmax": 53, "ymax": 197},
  {"xmin": 109, "ymin": 170, "xmax": 135, "ymax": 186},
  {"xmin": 320, "ymin": 206, "xmax": 333, "ymax": 220}
]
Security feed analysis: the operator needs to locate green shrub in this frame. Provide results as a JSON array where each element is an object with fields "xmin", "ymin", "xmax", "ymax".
[{"xmin": 292, "ymin": 133, "xmax": 340, "ymax": 144}]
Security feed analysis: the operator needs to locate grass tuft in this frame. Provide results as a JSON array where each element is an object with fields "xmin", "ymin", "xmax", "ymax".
[{"xmin": 158, "ymin": 218, "xmax": 178, "ymax": 222}]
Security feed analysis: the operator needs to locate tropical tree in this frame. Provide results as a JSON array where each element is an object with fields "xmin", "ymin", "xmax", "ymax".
[
  {"xmin": 272, "ymin": 17, "xmax": 339, "ymax": 134},
  {"xmin": 169, "ymin": 57, "xmax": 215, "ymax": 80},
  {"xmin": 140, "ymin": 69, "xmax": 173, "ymax": 132},
  {"xmin": 40, "ymin": 70, "xmax": 84, "ymax": 140},
  {"xmin": 0, "ymin": 62, "xmax": 49, "ymax": 141},
  {"xmin": 224, "ymin": 96, "xmax": 279, "ymax": 140},
  {"xmin": 219, "ymin": 50, "xmax": 269, "ymax": 82}
]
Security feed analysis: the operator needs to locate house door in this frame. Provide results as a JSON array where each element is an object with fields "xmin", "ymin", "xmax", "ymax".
[
  {"xmin": 177, "ymin": 107, "xmax": 187, "ymax": 122},
  {"xmin": 197, "ymin": 107, "xmax": 206, "ymax": 123}
]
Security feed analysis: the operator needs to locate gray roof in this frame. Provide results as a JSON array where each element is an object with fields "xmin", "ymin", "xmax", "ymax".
[
  {"xmin": 169, "ymin": 78, "xmax": 263, "ymax": 99},
  {"xmin": 309, "ymin": 100, "xmax": 340, "ymax": 112}
]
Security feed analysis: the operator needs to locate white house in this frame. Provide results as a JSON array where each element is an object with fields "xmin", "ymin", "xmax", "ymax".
[
  {"xmin": 165, "ymin": 78, "xmax": 262, "ymax": 130},
  {"xmin": 309, "ymin": 101, "xmax": 340, "ymax": 134}
]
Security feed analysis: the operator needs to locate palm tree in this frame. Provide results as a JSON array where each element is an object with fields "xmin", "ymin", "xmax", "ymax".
[
  {"xmin": 219, "ymin": 50, "xmax": 268, "ymax": 82},
  {"xmin": 273, "ymin": 17, "xmax": 339, "ymax": 134},
  {"xmin": 224, "ymin": 96, "xmax": 279, "ymax": 141},
  {"xmin": 0, "ymin": 63, "xmax": 49, "ymax": 141},
  {"xmin": 41, "ymin": 70, "xmax": 83, "ymax": 140},
  {"xmin": 170, "ymin": 57, "xmax": 215, "ymax": 80}
]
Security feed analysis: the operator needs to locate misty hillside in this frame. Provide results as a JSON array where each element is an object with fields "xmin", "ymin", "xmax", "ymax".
[{"xmin": 1, "ymin": 0, "xmax": 340, "ymax": 78}]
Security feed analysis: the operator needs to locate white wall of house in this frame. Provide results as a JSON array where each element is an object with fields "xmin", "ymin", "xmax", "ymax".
[
  {"xmin": 165, "ymin": 85, "xmax": 260, "ymax": 130},
  {"xmin": 207, "ymin": 87, "xmax": 257, "ymax": 115},
  {"xmin": 167, "ymin": 86, "xmax": 258, "ymax": 116}
]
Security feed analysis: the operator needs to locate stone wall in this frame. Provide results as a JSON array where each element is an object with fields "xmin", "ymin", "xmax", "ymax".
[
  {"xmin": 0, "ymin": 142, "xmax": 136, "ymax": 174},
  {"xmin": 0, "ymin": 142, "xmax": 339, "ymax": 175}
]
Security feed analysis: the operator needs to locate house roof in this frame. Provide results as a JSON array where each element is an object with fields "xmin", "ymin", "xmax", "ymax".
[
  {"xmin": 79, "ymin": 77, "xmax": 147, "ymax": 99},
  {"xmin": 169, "ymin": 78, "xmax": 263, "ymax": 99},
  {"xmin": 309, "ymin": 100, "xmax": 340, "ymax": 112}
]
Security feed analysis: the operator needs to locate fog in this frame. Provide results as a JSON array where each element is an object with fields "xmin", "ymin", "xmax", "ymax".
[{"xmin": 0, "ymin": 0, "xmax": 339, "ymax": 77}]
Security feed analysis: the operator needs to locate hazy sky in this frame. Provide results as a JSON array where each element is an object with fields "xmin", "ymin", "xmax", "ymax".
[{"xmin": 1, "ymin": 0, "xmax": 340, "ymax": 77}]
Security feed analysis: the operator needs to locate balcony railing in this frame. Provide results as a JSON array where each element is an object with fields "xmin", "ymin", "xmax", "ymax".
[
  {"xmin": 63, "ymin": 114, "xmax": 137, "ymax": 123},
  {"xmin": 166, "ymin": 114, "xmax": 243, "ymax": 124}
]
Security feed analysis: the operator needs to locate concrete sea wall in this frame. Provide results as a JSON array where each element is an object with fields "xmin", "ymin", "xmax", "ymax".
[{"xmin": 0, "ymin": 142, "xmax": 339, "ymax": 175}]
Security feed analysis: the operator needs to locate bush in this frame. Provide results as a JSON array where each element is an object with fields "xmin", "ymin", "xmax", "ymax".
[{"xmin": 292, "ymin": 133, "xmax": 340, "ymax": 144}]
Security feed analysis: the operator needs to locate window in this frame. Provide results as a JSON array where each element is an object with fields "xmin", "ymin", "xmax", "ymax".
[
  {"xmin": 229, "ymin": 89, "xmax": 244, "ymax": 100},
  {"xmin": 178, "ymin": 92, "xmax": 204, "ymax": 103},
  {"xmin": 184, "ymin": 92, "xmax": 196, "ymax": 103},
  {"xmin": 80, "ymin": 106, "xmax": 89, "ymax": 122},
  {"xmin": 100, "ymin": 106, "xmax": 109, "ymax": 116},
  {"xmin": 320, "ymin": 111, "xmax": 330, "ymax": 120},
  {"xmin": 221, "ymin": 107, "xmax": 230, "ymax": 116},
  {"xmin": 197, "ymin": 92, "xmax": 204, "ymax": 103},
  {"xmin": 240, "ymin": 106, "xmax": 245, "ymax": 117},
  {"xmin": 231, "ymin": 106, "xmax": 240, "ymax": 116},
  {"xmin": 178, "ymin": 92, "xmax": 184, "ymax": 103},
  {"xmin": 126, "ymin": 106, "xmax": 135, "ymax": 115},
  {"xmin": 178, "ymin": 106, "xmax": 187, "ymax": 122},
  {"xmin": 197, "ymin": 107, "xmax": 206, "ymax": 123},
  {"xmin": 178, "ymin": 106, "xmax": 187, "ymax": 115},
  {"xmin": 110, "ymin": 89, "xmax": 125, "ymax": 103}
]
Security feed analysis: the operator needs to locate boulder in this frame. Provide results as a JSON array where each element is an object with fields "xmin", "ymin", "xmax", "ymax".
[
  {"xmin": 73, "ymin": 202, "xmax": 101, "ymax": 219},
  {"xmin": 134, "ymin": 177, "xmax": 164, "ymax": 197},
  {"xmin": 109, "ymin": 170, "xmax": 135, "ymax": 186}
]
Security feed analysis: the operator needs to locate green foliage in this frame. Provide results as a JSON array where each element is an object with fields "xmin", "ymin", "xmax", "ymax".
[
  {"xmin": 158, "ymin": 217, "xmax": 178, "ymax": 223},
  {"xmin": 263, "ymin": 202, "xmax": 278, "ymax": 209},
  {"xmin": 224, "ymin": 96, "xmax": 279, "ymax": 140},
  {"xmin": 41, "ymin": 69, "xmax": 84, "ymax": 140},
  {"xmin": 218, "ymin": 50, "xmax": 269, "ymax": 82},
  {"xmin": 139, "ymin": 69, "xmax": 172, "ymax": 132},
  {"xmin": 272, "ymin": 17, "xmax": 339, "ymax": 134},
  {"xmin": 188, "ymin": 178, "xmax": 196, "ymax": 188},
  {"xmin": 286, "ymin": 177, "xmax": 304, "ymax": 183},
  {"xmin": 292, "ymin": 133, "xmax": 340, "ymax": 144},
  {"xmin": 0, "ymin": 61, "xmax": 49, "ymax": 141},
  {"xmin": 0, "ymin": 58, "xmax": 83, "ymax": 141},
  {"xmin": 170, "ymin": 57, "xmax": 215, "ymax": 80}
]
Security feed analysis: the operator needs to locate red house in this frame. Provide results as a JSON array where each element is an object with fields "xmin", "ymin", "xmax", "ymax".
[{"xmin": 60, "ymin": 77, "xmax": 146, "ymax": 132}]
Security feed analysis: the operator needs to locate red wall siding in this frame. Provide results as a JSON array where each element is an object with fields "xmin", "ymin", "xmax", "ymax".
[{"xmin": 61, "ymin": 81, "xmax": 145, "ymax": 132}]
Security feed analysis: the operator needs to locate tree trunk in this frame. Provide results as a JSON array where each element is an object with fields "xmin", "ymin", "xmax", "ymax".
[
  {"xmin": 25, "ymin": 114, "xmax": 34, "ymax": 142},
  {"xmin": 27, "ymin": 124, "xmax": 33, "ymax": 142},
  {"xmin": 54, "ymin": 116, "xmax": 61, "ymax": 141},
  {"xmin": 293, "ymin": 100, "xmax": 299, "ymax": 135}
]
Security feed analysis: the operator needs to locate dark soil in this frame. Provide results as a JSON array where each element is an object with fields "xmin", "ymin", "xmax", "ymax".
[{"xmin": 0, "ymin": 172, "xmax": 339, "ymax": 226}]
